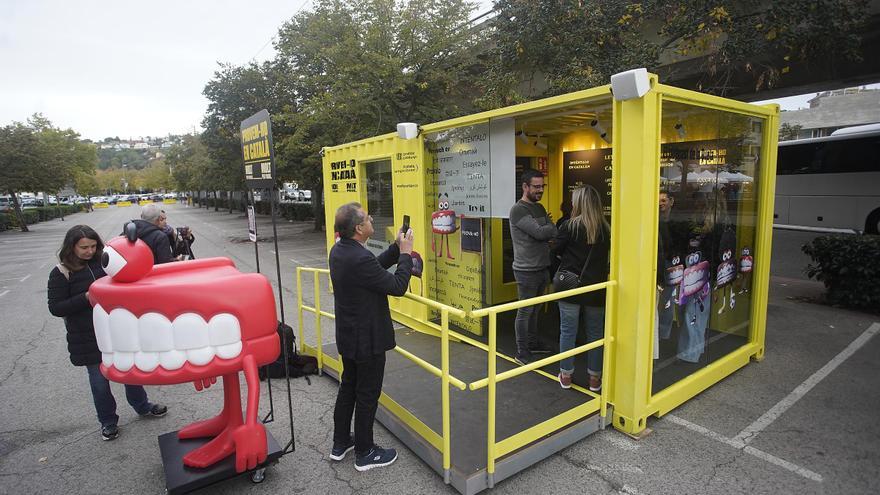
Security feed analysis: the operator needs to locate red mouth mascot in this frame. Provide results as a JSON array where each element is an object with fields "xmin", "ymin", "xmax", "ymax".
[{"xmin": 89, "ymin": 224, "xmax": 279, "ymax": 472}]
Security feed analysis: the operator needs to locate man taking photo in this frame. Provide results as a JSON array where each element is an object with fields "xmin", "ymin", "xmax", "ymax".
[{"xmin": 328, "ymin": 202, "xmax": 414, "ymax": 471}]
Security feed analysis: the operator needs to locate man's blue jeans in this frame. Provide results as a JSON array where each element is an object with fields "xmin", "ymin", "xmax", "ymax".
[
  {"xmin": 557, "ymin": 301, "xmax": 605, "ymax": 376},
  {"xmin": 86, "ymin": 364, "xmax": 151, "ymax": 427},
  {"xmin": 678, "ymin": 295, "xmax": 710, "ymax": 363}
]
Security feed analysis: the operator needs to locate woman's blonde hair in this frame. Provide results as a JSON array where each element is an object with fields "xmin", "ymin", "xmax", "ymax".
[{"xmin": 569, "ymin": 185, "xmax": 609, "ymax": 244}]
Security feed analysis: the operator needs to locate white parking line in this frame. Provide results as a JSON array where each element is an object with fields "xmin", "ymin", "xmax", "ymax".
[
  {"xmin": 19, "ymin": 274, "xmax": 31, "ymax": 282},
  {"xmin": 732, "ymin": 322, "xmax": 879, "ymax": 445},
  {"xmin": 665, "ymin": 414, "xmax": 823, "ymax": 482},
  {"xmin": 0, "ymin": 290, "xmax": 9, "ymax": 298},
  {"xmin": 664, "ymin": 322, "xmax": 880, "ymax": 483},
  {"xmin": 602, "ymin": 431, "xmax": 640, "ymax": 451}
]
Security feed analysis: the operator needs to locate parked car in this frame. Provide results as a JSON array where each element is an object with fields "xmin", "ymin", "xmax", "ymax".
[{"xmin": 283, "ymin": 189, "xmax": 312, "ymax": 202}]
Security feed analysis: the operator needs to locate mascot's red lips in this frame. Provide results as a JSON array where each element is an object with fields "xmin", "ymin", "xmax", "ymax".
[
  {"xmin": 90, "ymin": 256, "xmax": 278, "ymax": 385},
  {"xmin": 432, "ymin": 210, "xmax": 456, "ymax": 234}
]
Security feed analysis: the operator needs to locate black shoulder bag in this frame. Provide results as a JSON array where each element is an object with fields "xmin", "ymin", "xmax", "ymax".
[{"xmin": 552, "ymin": 244, "xmax": 594, "ymax": 292}]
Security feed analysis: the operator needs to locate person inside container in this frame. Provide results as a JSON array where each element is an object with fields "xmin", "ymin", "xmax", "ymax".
[
  {"xmin": 551, "ymin": 186, "xmax": 610, "ymax": 391},
  {"xmin": 656, "ymin": 190, "xmax": 678, "ymax": 358},
  {"xmin": 509, "ymin": 168, "xmax": 558, "ymax": 365}
]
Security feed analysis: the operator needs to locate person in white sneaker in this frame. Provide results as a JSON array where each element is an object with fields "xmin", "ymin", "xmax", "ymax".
[
  {"xmin": 551, "ymin": 186, "xmax": 610, "ymax": 391},
  {"xmin": 328, "ymin": 203, "xmax": 413, "ymax": 470},
  {"xmin": 47, "ymin": 225, "xmax": 167, "ymax": 441}
]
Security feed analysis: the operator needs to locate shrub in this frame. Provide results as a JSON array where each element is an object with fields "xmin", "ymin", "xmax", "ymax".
[
  {"xmin": 0, "ymin": 205, "xmax": 81, "ymax": 229},
  {"xmin": 803, "ymin": 234, "xmax": 880, "ymax": 312}
]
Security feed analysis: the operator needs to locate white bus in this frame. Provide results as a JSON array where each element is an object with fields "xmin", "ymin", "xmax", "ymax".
[{"xmin": 774, "ymin": 123, "xmax": 880, "ymax": 234}]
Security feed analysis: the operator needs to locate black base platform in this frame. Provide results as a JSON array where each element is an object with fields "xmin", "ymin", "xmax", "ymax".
[{"xmin": 158, "ymin": 429, "xmax": 283, "ymax": 494}]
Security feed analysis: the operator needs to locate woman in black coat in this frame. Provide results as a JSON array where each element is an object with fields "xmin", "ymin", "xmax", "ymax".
[
  {"xmin": 551, "ymin": 186, "xmax": 610, "ymax": 392},
  {"xmin": 47, "ymin": 225, "xmax": 166, "ymax": 441}
]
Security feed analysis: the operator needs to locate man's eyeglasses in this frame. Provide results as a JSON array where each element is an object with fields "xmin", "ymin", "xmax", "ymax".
[
  {"xmin": 528, "ymin": 183, "xmax": 545, "ymax": 190},
  {"xmin": 360, "ymin": 215, "xmax": 373, "ymax": 225}
]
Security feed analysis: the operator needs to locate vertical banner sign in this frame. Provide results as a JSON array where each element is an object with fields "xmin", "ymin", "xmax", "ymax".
[
  {"xmin": 247, "ymin": 206, "xmax": 257, "ymax": 242},
  {"xmin": 240, "ymin": 109, "xmax": 275, "ymax": 188},
  {"xmin": 562, "ymin": 149, "xmax": 613, "ymax": 217}
]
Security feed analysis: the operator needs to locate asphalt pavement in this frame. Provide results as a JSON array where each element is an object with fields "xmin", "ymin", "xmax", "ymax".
[{"xmin": 0, "ymin": 204, "xmax": 877, "ymax": 494}]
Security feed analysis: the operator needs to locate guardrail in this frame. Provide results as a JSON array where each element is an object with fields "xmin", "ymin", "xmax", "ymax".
[
  {"xmin": 466, "ymin": 280, "xmax": 617, "ymax": 487},
  {"xmin": 296, "ymin": 266, "xmax": 616, "ymax": 486},
  {"xmin": 295, "ymin": 266, "xmax": 467, "ymax": 482}
]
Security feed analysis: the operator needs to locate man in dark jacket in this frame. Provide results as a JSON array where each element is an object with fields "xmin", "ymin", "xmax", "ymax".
[
  {"xmin": 328, "ymin": 202, "xmax": 413, "ymax": 471},
  {"xmin": 129, "ymin": 204, "xmax": 174, "ymax": 264}
]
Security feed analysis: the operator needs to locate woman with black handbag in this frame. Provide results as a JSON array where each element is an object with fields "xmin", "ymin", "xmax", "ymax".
[{"xmin": 551, "ymin": 186, "xmax": 610, "ymax": 391}]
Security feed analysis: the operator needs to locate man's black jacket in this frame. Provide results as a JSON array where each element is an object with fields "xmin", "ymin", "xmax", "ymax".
[
  {"xmin": 129, "ymin": 219, "xmax": 174, "ymax": 264},
  {"xmin": 329, "ymin": 238, "xmax": 413, "ymax": 360}
]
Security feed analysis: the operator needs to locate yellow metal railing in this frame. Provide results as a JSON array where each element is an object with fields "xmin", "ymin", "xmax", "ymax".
[
  {"xmin": 296, "ymin": 266, "xmax": 616, "ymax": 486},
  {"xmin": 295, "ymin": 266, "xmax": 467, "ymax": 482},
  {"xmin": 467, "ymin": 280, "xmax": 617, "ymax": 487}
]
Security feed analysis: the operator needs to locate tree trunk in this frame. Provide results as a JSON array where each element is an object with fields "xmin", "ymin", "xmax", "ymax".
[
  {"xmin": 312, "ymin": 185, "xmax": 324, "ymax": 232},
  {"xmin": 56, "ymin": 190, "xmax": 64, "ymax": 221},
  {"xmin": 9, "ymin": 192, "xmax": 28, "ymax": 232},
  {"xmin": 214, "ymin": 191, "xmax": 219, "ymax": 212}
]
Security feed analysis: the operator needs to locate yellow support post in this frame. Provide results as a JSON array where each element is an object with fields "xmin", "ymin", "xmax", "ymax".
[
  {"xmin": 486, "ymin": 311, "xmax": 497, "ymax": 488},
  {"xmin": 296, "ymin": 267, "xmax": 304, "ymax": 354},
  {"xmin": 609, "ymin": 75, "xmax": 662, "ymax": 435},
  {"xmin": 441, "ymin": 309, "xmax": 451, "ymax": 484},
  {"xmin": 749, "ymin": 105, "xmax": 780, "ymax": 362},
  {"xmin": 600, "ymin": 284, "xmax": 617, "ymax": 420},
  {"xmin": 314, "ymin": 270, "xmax": 323, "ymax": 374}
]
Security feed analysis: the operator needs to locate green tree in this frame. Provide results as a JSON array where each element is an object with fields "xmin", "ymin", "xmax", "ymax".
[
  {"xmin": 0, "ymin": 123, "xmax": 41, "ymax": 230},
  {"xmin": 0, "ymin": 115, "xmax": 96, "ymax": 230},
  {"xmin": 779, "ymin": 122, "xmax": 803, "ymax": 141},
  {"xmin": 273, "ymin": 0, "xmax": 482, "ymax": 229},
  {"xmin": 201, "ymin": 61, "xmax": 295, "ymax": 206},
  {"xmin": 481, "ymin": 0, "xmax": 869, "ymax": 104},
  {"xmin": 140, "ymin": 158, "xmax": 175, "ymax": 191},
  {"xmin": 167, "ymin": 135, "xmax": 211, "ymax": 193}
]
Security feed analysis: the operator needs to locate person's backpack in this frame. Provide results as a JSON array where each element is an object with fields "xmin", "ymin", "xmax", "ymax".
[{"xmin": 259, "ymin": 321, "xmax": 318, "ymax": 382}]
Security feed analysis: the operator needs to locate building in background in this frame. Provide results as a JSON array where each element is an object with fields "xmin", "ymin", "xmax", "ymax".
[{"xmin": 780, "ymin": 87, "xmax": 880, "ymax": 140}]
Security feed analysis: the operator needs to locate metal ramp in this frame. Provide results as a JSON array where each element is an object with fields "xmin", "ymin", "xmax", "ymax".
[{"xmin": 317, "ymin": 328, "xmax": 608, "ymax": 495}]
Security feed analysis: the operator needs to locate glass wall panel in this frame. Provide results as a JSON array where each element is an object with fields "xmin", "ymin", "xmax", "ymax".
[
  {"xmin": 653, "ymin": 101, "xmax": 763, "ymax": 394},
  {"xmin": 363, "ymin": 159, "xmax": 395, "ymax": 257},
  {"xmin": 424, "ymin": 124, "xmax": 492, "ymax": 334}
]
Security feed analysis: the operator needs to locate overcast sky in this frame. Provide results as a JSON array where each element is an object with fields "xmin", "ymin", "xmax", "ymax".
[{"xmin": 0, "ymin": 1, "xmax": 870, "ymax": 141}]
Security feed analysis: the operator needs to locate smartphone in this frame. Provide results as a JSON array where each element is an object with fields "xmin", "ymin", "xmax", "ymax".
[{"xmin": 400, "ymin": 214, "xmax": 410, "ymax": 234}]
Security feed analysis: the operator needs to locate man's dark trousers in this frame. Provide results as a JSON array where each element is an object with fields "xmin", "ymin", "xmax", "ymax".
[{"xmin": 333, "ymin": 353, "xmax": 387, "ymax": 455}]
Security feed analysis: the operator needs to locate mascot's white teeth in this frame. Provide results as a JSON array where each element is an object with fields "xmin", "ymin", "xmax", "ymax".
[
  {"xmin": 94, "ymin": 305, "xmax": 243, "ymax": 372},
  {"xmin": 682, "ymin": 268, "xmax": 706, "ymax": 294},
  {"xmin": 432, "ymin": 213, "xmax": 456, "ymax": 232},
  {"xmin": 717, "ymin": 263, "xmax": 735, "ymax": 285}
]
